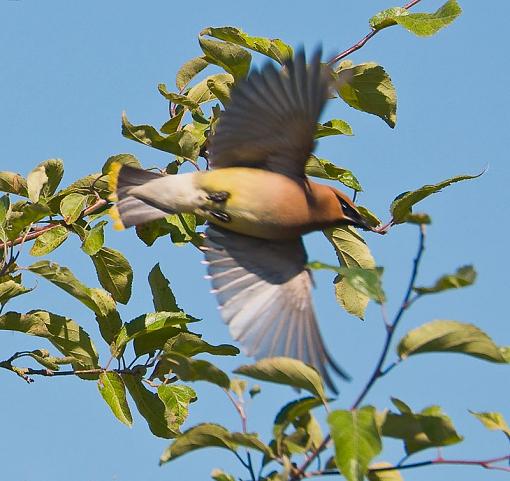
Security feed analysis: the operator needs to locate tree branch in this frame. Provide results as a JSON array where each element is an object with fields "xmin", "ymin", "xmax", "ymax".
[
  {"xmin": 292, "ymin": 225, "xmax": 427, "ymax": 480},
  {"xmin": 327, "ymin": 0, "xmax": 423, "ymax": 66},
  {"xmin": 0, "ymin": 198, "xmax": 108, "ymax": 251}
]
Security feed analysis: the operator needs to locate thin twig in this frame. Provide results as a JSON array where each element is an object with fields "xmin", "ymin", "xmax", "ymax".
[
  {"xmin": 327, "ymin": 0, "xmax": 423, "ymax": 66},
  {"xmin": 292, "ymin": 224, "xmax": 426, "ymax": 480}
]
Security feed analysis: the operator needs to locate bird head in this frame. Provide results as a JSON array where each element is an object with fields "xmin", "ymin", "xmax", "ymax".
[{"xmin": 330, "ymin": 187, "xmax": 372, "ymax": 231}]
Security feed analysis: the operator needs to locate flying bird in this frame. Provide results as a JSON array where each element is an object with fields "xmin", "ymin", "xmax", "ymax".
[{"xmin": 109, "ymin": 50, "xmax": 370, "ymax": 393}]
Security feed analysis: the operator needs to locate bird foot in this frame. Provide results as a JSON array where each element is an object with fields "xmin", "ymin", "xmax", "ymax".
[{"xmin": 207, "ymin": 191, "xmax": 230, "ymax": 203}]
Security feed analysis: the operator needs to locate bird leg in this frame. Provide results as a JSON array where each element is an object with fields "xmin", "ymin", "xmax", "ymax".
[
  {"xmin": 207, "ymin": 191, "xmax": 230, "ymax": 203},
  {"xmin": 209, "ymin": 210, "xmax": 231, "ymax": 223}
]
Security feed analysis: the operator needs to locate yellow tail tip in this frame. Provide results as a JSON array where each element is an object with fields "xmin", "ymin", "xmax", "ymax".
[
  {"xmin": 107, "ymin": 161, "xmax": 122, "ymax": 202},
  {"xmin": 109, "ymin": 205, "xmax": 125, "ymax": 231}
]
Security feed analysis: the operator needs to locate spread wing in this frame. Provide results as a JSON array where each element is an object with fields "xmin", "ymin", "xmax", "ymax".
[
  {"xmin": 201, "ymin": 226, "xmax": 349, "ymax": 394},
  {"xmin": 208, "ymin": 49, "xmax": 331, "ymax": 178}
]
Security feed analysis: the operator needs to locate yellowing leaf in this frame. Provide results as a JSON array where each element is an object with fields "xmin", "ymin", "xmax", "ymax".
[
  {"xmin": 415, "ymin": 265, "xmax": 476, "ymax": 294},
  {"xmin": 27, "ymin": 164, "xmax": 48, "ymax": 203},
  {"xmin": 60, "ymin": 193, "xmax": 87, "ymax": 224},
  {"xmin": 29, "ymin": 225, "xmax": 69, "ymax": 256},
  {"xmin": 397, "ymin": 320, "xmax": 508, "ymax": 363},
  {"xmin": 470, "ymin": 411, "xmax": 510, "ymax": 437}
]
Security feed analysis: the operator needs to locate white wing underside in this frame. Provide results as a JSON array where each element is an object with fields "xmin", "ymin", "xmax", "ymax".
[{"xmin": 202, "ymin": 226, "xmax": 349, "ymax": 393}]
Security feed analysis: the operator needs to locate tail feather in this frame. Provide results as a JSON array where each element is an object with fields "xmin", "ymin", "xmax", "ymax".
[{"xmin": 108, "ymin": 162, "xmax": 169, "ymax": 230}]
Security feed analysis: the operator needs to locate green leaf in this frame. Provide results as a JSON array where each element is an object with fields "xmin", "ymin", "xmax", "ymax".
[
  {"xmin": 199, "ymin": 37, "xmax": 251, "ymax": 80},
  {"xmin": 186, "ymin": 73, "xmax": 234, "ymax": 106},
  {"xmin": 211, "ymin": 469, "xmax": 236, "ymax": 481},
  {"xmin": 391, "ymin": 397, "xmax": 413, "ymax": 414},
  {"xmin": 390, "ymin": 172, "xmax": 482, "ymax": 223},
  {"xmin": 102, "ymin": 153, "xmax": 141, "ymax": 175},
  {"xmin": 6, "ymin": 202, "xmax": 51, "ymax": 240},
  {"xmin": 0, "ymin": 171, "xmax": 28, "ymax": 196},
  {"xmin": 48, "ymin": 173, "xmax": 110, "ymax": 211},
  {"xmin": 113, "ymin": 311, "xmax": 195, "ymax": 356},
  {"xmin": 60, "ymin": 193, "xmax": 88, "ymax": 224},
  {"xmin": 158, "ymin": 384, "xmax": 197, "ymax": 429},
  {"xmin": 91, "ymin": 247, "xmax": 133, "ymax": 304},
  {"xmin": 0, "ymin": 195, "xmax": 9, "ymax": 225},
  {"xmin": 201, "ymin": 27, "xmax": 292, "ymax": 65},
  {"xmin": 27, "ymin": 164, "xmax": 48, "ymax": 203},
  {"xmin": 357, "ymin": 206, "xmax": 381, "ymax": 228},
  {"xmin": 380, "ymin": 404, "xmax": 463, "ymax": 454},
  {"xmin": 336, "ymin": 63, "xmax": 397, "ymax": 128},
  {"xmin": 370, "ymin": 7, "xmax": 409, "ymax": 31},
  {"xmin": 176, "ymin": 56, "xmax": 209, "ymax": 91},
  {"xmin": 470, "ymin": 411, "xmax": 510, "ymax": 437},
  {"xmin": 328, "ymin": 407, "xmax": 382, "ymax": 481},
  {"xmin": 122, "ymin": 374, "xmax": 179, "ymax": 438},
  {"xmin": 396, "ymin": 0, "xmax": 461, "ymax": 37},
  {"xmin": 29, "ymin": 225, "xmax": 69, "ymax": 256},
  {"xmin": 338, "ymin": 267, "xmax": 385, "ymax": 304},
  {"xmin": 163, "ymin": 352, "xmax": 230, "ymax": 389},
  {"xmin": 234, "ymin": 357, "xmax": 326, "ymax": 403},
  {"xmin": 0, "ymin": 275, "xmax": 32, "ymax": 306},
  {"xmin": 121, "ymin": 112, "xmax": 200, "ymax": 160},
  {"xmin": 305, "ymin": 155, "xmax": 362, "ymax": 191},
  {"xmin": 315, "ymin": 119, "xmax": 353, "ymax": 138},
  {"xmin": 229, "ymin": 378, "xmax": 247, "ymax": 397},
  {"xmin": 27, "ymin": 260, "xmax": 122, "ymax": 343},
  {"xmin": 397, "ymin": 320, "xmax": 508, "ymax": 363},
  {"xmin": 38, "ymin": 159, "xmax": 65, "ymax": 197},
  {"xmin": 405, "ymin": 212, "xmax": 431, "ymax": 225},
  {"xmin": 148, "ymin": 263, "xmax": 180, "ymax": 313},
  {"xmin": 207, "ymin": 76, "xmax": 233, "ymax": 105},
  {"xmin": 164, "ymin": 332, "xmax": 239, "ymax": 357},
  {"xmin": 160, "ymin": 110, "xmax": 185, "ymax": 135},
  {"xmin": 324, "ymin": 226, "xmax": 376, "ymax": 319},
  {"xmin": 0, "ymin": 310, "xmax": 99, "ymax": 368},
  {"xmin": 414, "ymin": 265, "xmax": 476, "ymax": 294},
  {"xmin": 368, "ymin": 463, "xmax": 404, "ymax": 481},
  {"xmin": 166, "ymin": 213, "xmax": 201, "ymax": 246},
  {"xmin": 160, "ymin": 423, "xmax": 271, "ymax": 464},
  {"xmin": 158, "ymin": 84, "xmax": 200, "ymax": 111},
  {"xmin": 98, "ymin": 371, "xmax": 133, "ymax": 427},
  {"xmin": 273, "ymin": 397, "xmax": 324, "ymax": 451},
  {"xmin": 81, "ymin": 220, "xmax": 107, "ymax": 256}
]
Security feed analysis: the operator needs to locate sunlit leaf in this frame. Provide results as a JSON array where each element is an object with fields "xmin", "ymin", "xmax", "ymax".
[
  {"xmin": 0, "ymin": 171, "xmax": 28, "ymax": 196},
  {"xmin": 199, "ymin": 37, "xmax": 251, "ymax": 80},
  {"xmin": 0, "ymin": 310, "xmax": 99, "ymax": 368},
  {"xmin": 60, "ymin": 193, "xmax": 88, "ymax": 224},
  {"xmin": 176, "ymin": 56, "xmax": 209, "ymax": 91},
  {"xmin": 201, "ymin": 26, "xmax": 292, "ymax": 64},
  {"xmin": 234, "ymin": 357, "xmax": 326, "ymax": 403},
  {"xmin": 370, "ymin": 7, "xmax": 408, "ymax": 31},
  {"xmin": 38, "ymin": 159, "xmax": 64, "ymax": 198},
  {"xmin": 163, "ymin": 352, "xmax": 230, "ymax": 388},
  {"xmin": 380, "ymin": 404, "xmax": 463, "ymax": 454},
  {"xmin": 91, "ymin": 247, "xmax": 133, "ymax": 304},
  {"xmin": 211, "ymin": 469, "xmax": 236, "ymax": 481},
  {"xmin": 328, "ymin": 407, "xmax": 382, "ymax": 481},
  {"xmin": 81, "ymin": 220, "xmax": 107, "ymax": 256},
  {"xmin": 122, "ymin": 374, "xmax": 179, "ymax": 439},
  {"xmin": 357, "ymin": 206, "xmax": 381, "ymax": 228},
  {"xmin": 324, "ymin": 226, "xmax": 376, "ymax": 319},
  {"xmin": 27, "ymin": 164, "xmax": 48, "ymax": 203},
  {"xmin": 414, "ymin": 265, "xmax": 476, "ymax": 294},
  {"xmin": 397, "ymin": 320, "xmax": 508, "ymax": 363},
  {"xmin": 390, "ymin": 172, "xmax": 482, "ymax": 223},
  {"xmin": 158, "ymin": 384, "xmax": 197, "ymax": 431},
  {"xmin": 98, "ymin": 371, "xmax": 133, "ymax": 427},
  {"xmin": 315, "ymin": 119, "xmax": 353, "ymax": 138},
  {"xmin": 29, "ymin": 225, "xmax": 69, "ymax": 256},
  {"xmin": 305, "ymin": 155, "xmax": 362, "ymax": 191},
  {"xmin": 470, "ymin": 411, "xmax": 510, "ymax": 437},
  {"xmin": 336, "ymin": 63, "xmax": 396, "ymax": 128},
  {"xmin": 158, "ymin": 84, "xmax": 200, "ymax": 110},
  {"xmin": 148, "ymin": 263, "xmax": 180, "ymax": 312},
  {"xmin": 164, "ymin": 332, "xmax": 239, "ymax": 357},
  {"xmin": 229, "ymin": 378, "xmax": 247, "ymax": 397},
  {"xmin": 0, "ymin": 275, "xmax": 32, "ymax": 306},
  {"xmin": 112, "ymin": 311, "xmax": 195, "ymax": 356}
]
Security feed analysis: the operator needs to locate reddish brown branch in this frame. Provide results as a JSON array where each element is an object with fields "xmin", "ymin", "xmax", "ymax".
[
  {"xmin": 0, "ymin": 198, "xmax": 108, "ymax": 251},
  {"xmin": 327, "ymin": 0, "xmax": 423, "ymax": 66}
]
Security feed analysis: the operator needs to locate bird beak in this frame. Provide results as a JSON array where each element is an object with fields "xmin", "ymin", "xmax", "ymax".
[{"xmin": 344, "ymin": 210, "xmax": 373, "ymax": 231}]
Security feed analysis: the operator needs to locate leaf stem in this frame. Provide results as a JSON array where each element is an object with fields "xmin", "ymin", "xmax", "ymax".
[{"xmin": 327, "ymin": 0, "xmax": 423, "ymax": 66}]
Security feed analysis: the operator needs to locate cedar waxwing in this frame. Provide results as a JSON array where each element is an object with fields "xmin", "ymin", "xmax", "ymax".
[{"xmin": 109, "ymin": 50, "xmax": 370, "ymax": 393}]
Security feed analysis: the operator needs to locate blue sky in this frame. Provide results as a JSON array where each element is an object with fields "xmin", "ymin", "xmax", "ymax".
[{"xmin": 1, "ymin": 1, "xmax": 509, "ymax": 480}]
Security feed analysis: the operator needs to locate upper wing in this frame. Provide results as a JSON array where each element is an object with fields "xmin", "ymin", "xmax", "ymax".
[
  {"xmin": 202, "ymin": 226, "xmax": 349, "ymax": 394},
  {"xmin": 208, "ymin": 49, "xmax": 331, "ymax": 178}
]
